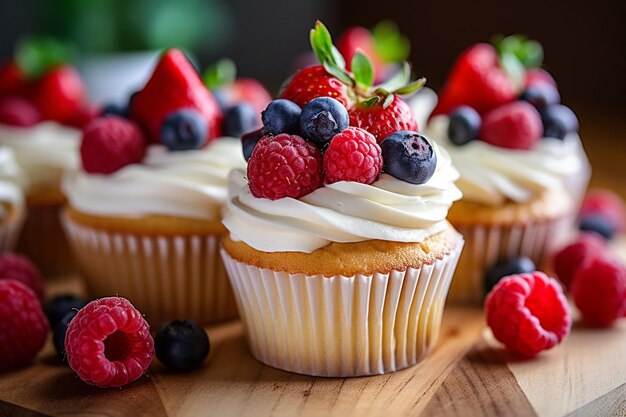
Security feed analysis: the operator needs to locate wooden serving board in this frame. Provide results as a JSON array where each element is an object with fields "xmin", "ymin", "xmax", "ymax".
[{"xmin": 1, "ymin": 238, "xmax": 626, "ymax": 417}]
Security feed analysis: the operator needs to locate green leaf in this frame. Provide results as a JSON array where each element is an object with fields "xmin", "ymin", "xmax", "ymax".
[
  {"xmin": 392, "ymin": 77, "xmax": 426, "ymax": 96},
  {"xmin": 15, "ymin": 36, "xmax": 76, "ymax": 79},
  {"xmin": 310, "ymin": 20, "xmax": 335, "ymax": 66},
  {"xmin": 371, "ymin": 20, "xmax": 410, "ymax": 63},
  {"xmin": 374, "ymin": 61, "xmax": 410, "ymax": 92},
  {"xmin": 494, "ymin": 34, "xmax": 544, "ymax": 68},
  {"xmin": 202, "ymin": 58, "xmax": 237, "ymax": 89},
  {"xmin": 520, "ymin": 40, "xmax": 543, "ymax": 68},
  {"xmin": 323, "ymin": 58, "xmax": 354, "ymax": 87},
  {"xmin": 382, "ymin": 93, "xmax": 394, "ymax": 108},
  {"xmin": 361, "ymin": 96, "xmax": 380, "ymax": 107},
  {"xmin": 499, "ymin": 51, "xmax": 525, "ymax": 88},
  {"xmin": 330, "ymin": 46, "xmax": 346, "ymax": 69},
  {"xmin": 351, "ymin": 50, "xmax": 374, "ymax": 89}
]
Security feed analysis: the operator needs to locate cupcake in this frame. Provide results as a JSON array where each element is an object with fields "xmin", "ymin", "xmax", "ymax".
[
  {"xmin": 0, "ymin": 147, "xmax": 26, "ymax": 251},
  {"xmin": 0, "ymin": 46, "xmax": 92, "ymax": 275},
  {"xmin": 421, "ymin": 35, "xmax": 590, "ymax": 303},
  {"xmin": 62, "ymin": 49, "xmax": 266, "ymax": 325},
  {"xmin": 221, "ymin": 22, "xmax": 463, "ymax": 377}
]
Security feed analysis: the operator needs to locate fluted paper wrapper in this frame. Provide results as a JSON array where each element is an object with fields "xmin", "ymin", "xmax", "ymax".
[
  {"xmin": 62, "ymin": 213, "xmax": 238, "ymax": 326},
  {"xmin": 220, "ymin": 235, "xmax": 464, "ymax": 377},
  {"xmin": 0, "ymin": 209, "xmax": 25, "ymax": 252},
  {"xmin": 449, "ymin": 215, "xmax": 572, "ymax": 304}
]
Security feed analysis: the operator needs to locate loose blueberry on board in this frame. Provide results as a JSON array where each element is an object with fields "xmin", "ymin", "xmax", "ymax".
[
  {"xmin": 223, "ymin": 102, "xmax": 260, "ymax": 138},
  {"xmin": 448, "ymin": 106, "xmax": 481, "ymax": 146},
  {"xmin": 579, "ymin": 214, "xmax": 616, "ymax": 240},
  {"xmin": 299, "ymin": 97, "xmax": 349, "ymax": 148},
  {"xmin": 485, "ymin": 257, "xmax": 536, "ymax": 295},
  {"xmin": 261, "ymin": 99, "xmax": 301, "ymax": 135},
  {"xmin": 44, "ymin": 294, "xmax": 87, "ymax": 328},
  {"xmin": 541, "ymin": 104, "xmax": 579, "ymax": 140},
  {"xmin": 520, "ymin": 83, "xmax": 560, "ymax": 109},
  {"xmin": 100, "ymin": 103, "xmax": 128, "ymax": 118},
  {"xmin": 160, "ymin": 109, "xmax": 209, "ymax": 151},
  {"xmin": 155, "ymin": 320, "xmax": 210, "ymax": 371},
  {"xmin": 380, "ymin": 131, "xmax": 437, "ymax": 184},
  {"xmin": 241, "ymin": 128, "xmax": 264, "ymax": 161},
  {"xmin": 53, "ymin": 310, "xmax": 78, "ymax": 362}
]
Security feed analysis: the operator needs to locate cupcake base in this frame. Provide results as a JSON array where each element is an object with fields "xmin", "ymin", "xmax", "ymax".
[
  {"xmin": 221, "ymin": 228, "xmax": 464, "ymax": 377},
  {"xmin": 0, "ymin": 205, "xmax": 25, "ymax": 252}
]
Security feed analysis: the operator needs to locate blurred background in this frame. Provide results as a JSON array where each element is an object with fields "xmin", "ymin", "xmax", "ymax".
[{"xmin": 1, "ymin": 0, "xmax": 625, "ymax": 191}]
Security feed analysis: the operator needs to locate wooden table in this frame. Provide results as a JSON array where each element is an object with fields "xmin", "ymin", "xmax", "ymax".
[{"xmin": 1, "ymin": 108, "xmax": 626, "ymax": 417}]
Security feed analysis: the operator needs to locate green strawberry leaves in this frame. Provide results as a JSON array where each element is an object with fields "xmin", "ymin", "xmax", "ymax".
[
  {"xmin": 310, "ymin": 21, "xmax": 353, "ymax": 86},
  {"xmin": 371, "ymin": 21, "xmax": 411, "ymax": 63},
  {"xmin": 351, "ymin": 50, "xmax": 374, "ymax": 89},
  {"xmin": 494, "ymin": 35, "xmax": 544, "ymax": 68},
  {"xmin": 15, "ymin": 36, "xmax": 77, "ymax": 80},
  {"xmin": 202, "ymin": 58, "xmax": 237, "ymax": 90}
]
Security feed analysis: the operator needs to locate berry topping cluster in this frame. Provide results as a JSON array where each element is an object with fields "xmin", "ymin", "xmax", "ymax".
[
  {"xmin": 245, "ymin": 21, "xmax": 437, "ymax": 200},
  {"xmin": 436, "ymin": 35, "xmax": 579, "ymax": 150}
]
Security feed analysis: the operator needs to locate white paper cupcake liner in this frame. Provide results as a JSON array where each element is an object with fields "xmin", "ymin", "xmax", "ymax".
[
  {"xmin": 62, "ymin": 213, "xmax": 238, "ymax": 326},
  {"xmin": 0, "ymin": 209, "xmax": 25, "ymax": 252},
  {"xmin": 449, "ymin": 215, "xmax": 572, "ymax": 304},
  {"xmin": 220, "ymin": 234, "xmax": 464, "ymax": 377}
]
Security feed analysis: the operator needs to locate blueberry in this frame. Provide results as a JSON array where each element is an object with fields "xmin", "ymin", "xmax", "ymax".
[
  {"xmin": 380, "ymin": 131, "xmax": 437, "ymax": 184},
  {"xmin": 212, "ymin": 88, "xmax": 230, "ymax": 111},
  {"xmin": 299, "ymin": 97, "xmax": 349, "ymax": 148},
  {"xmin": 160, "ymin": 109, "xmax": 209, "ymax": 151},
  {"xmin": 101, "ymin": 103, "xmax": 128, "ymax": 118},
  {"xmin": 223, "ymin": 102, "xmax": 260, "ymax": 138},
  {"xmin": 241, "ymin": 128, "xmax": 264, "ymax": 161},
  {"xmin": 44, "ymin": 294, "xmax": 87, "ymax": 328},
  {"xmin": 261, "ymin": 99, "xmax": 301, "ymax": 135},
  {"xmin": 520, "ymin": 83, "xmax": 560, "ymax": 109},
  {"xmin": 541, "ymin": 104, "xmax": 579, "ymax": 140},
  {"xmin": 579, "ymin": 214, "xmax": 616, "ymax": 240},
  {"xmin": 485, "ymin": 257, "xmax": 536, "ymax": 295},
  {"xmin": 448, "ymin": 106, "xmax": 481, "ymax": 146},
  {"xmin": 53, "ymin": 310, "xmax": 78, "ymax": 362},
  {"xmin": 155, "ymin": 320, "xmax": 210, "ymax": 371}
]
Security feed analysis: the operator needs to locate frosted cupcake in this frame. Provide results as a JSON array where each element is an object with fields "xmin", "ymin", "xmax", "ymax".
[
  {"xmin": 62, "ymin": 49, "xmax": 259, "ymax": 325},
  {"xmin": 422, "ymin": 35, "xmax": 590, "ymax": 303},
  {"xmin": 221, "ymin": 22, "xmax": 463, "ymax": 377},
  {"xmin": 0, "ymin": 148, "xmax": 26, "ymax": 251}
]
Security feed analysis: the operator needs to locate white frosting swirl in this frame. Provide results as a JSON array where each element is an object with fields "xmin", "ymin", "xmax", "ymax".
[
  {"xmin": 425, "ymin": 115, "xmax": 584, "ymax": 206},
  {"xmin": 222, "ymin": 143, "xmax": 462, "ymax": 253},
  {"xmin": 0, "ymin": 147, "xmax": 25, "ymax": 218},
  {"xmin": 0, "ymin": 122, "xmax": 80, "ymax": 193},
  {"xmin": 63, "ymin": 138, "xmax": 246, "ymax": 220}
]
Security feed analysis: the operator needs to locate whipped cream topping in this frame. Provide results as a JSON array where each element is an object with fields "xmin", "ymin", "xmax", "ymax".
[
  {"xmin": 63, "ymin": 138, "xmax": 246, "ymax": 220},
  {"xmin": 425, "ymin": 115, "xmax": 584, "ymax": 206},
  {"xmin": 0, "ymin": 148, "xmax": 25, "ymax": 218},
  {"xmin": 223, "ymin": 142, "xmax": 462, "ymax": 253},
  {"xmin": 0, "ymin": 122, "xmax": 80, "ymax": 193}
]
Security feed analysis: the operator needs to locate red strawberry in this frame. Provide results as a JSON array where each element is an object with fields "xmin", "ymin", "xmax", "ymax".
[
  {"xmin": 337, "ymin": 27, "xmax": 384, "ymax": 78},
  {"xmin": 0, "ymin": 60, "xmax": 26, "ymax": 98},
  {"xmin": 480, "ymin": 101, "xmax": 542, "ymax": 150},
  {"xmin": 30, "ymin": 66, "xmax": 86, "ymax": 124},
  {"xmin": 349, "ymin": 94, "xmax": 417, "ymax": 142},
  {"xmin": 130, "ymin": 49, "xmax": 222, "ymax": 145},
  {"xmin": 280, "ymin": 65, "xmax": 352, "ymax": 108},
  {"xmin": 433, "ymin": 43, "xmax": 517, "ymax": 116}
]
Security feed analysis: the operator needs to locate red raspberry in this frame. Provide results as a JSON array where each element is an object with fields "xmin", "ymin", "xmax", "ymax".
[
  {"xmin": 80, "ymin": 116, "xmax": 147, "ymax": 174},
  {"xmin": 572, "ymin": 257, "xmax": 626, "ymax": 327},
  {"xmin": 247, "ymin": 134, "xmax": 323, "ymax": 200},
  {"xmin": 65, "ymin": 297, "xmax": 154, "ymax": 388},
  {"xmin": 524, "ymin": 68, "xmax": 557, "ymax": 89},
  {"xmin": 0, "ymin": 252, "xmax": 44, "ymax": 301},
  {"xmin": 480, "ymin": 101, "xmax": 543, "ymax": 150},
  {"xmin": 349, "ymin": 95, "xmax": 418, "ymax": 142},
  {"xmin": 0, "ymin": 280, "xmax": 49, "ymax": 370},
  {"xmin": 486, "ymin": 272, "xmax": 571, "ymax": 357},
  {"xmin": 0, "ymin": 96, "xmax": 42, "ymax": 127},
  {"xmin": 324, "ymin": 127, "xmax": 382, "ymax": 184},
  {"xmin": 552, "ymin": 233, "xmax": 606, "ymax": 290},
  {"xmin": 580, "ymin": 189, "xmax": 626, "ymax": 232}
]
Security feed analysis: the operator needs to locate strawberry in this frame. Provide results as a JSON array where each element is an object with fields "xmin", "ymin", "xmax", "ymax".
[
  {"xmin": 280, "ymin": 65, "xmax": 352, "ymax": 108},
  {"xmin": 30, "ymin": 66, "xmax": 86, "ymax": 124},
  {"xmin": 130, "ymin": 49, "xmax": 222, "ymax": 145},
  {"xmin": 433, "ymin": 43, "xmax": 517, "ymax": 116},
  {"xmin": 0, "ymin": 60, "xmax": 26, "ymax": 98},
  {"xmin": 349, "ymin": 94, "xmax": 418, "ymax": 142},
  {"xmin": 480, "ymin": 101, "xmax": 542, "ymax": 150}
]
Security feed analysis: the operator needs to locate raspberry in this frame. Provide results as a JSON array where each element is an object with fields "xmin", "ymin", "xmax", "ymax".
[
  {"xmin": 480, "ymin": 101, "xmax": 543, "ymax": 150},
  {"xmin": 580, "ymin": 189, "xmax": 626, "ymax": 232},
  {"xmin": 0, "ymin": 96, "xmax": 42, "ymax": 127},
  {"xmin": 552, "ymin": 233, "xmax": 606, "ymax": 290},
  {"xmin": 572, "ymin": 257, "xmax": 626, "ymax": 327},
  {"xmin": 65, "ymin": 297, "xmax": 154, "ymax": 388},
  {"xmin": 485, "ymin": 272, "xmax": 571, "ymax": 357},
  {"xmin": 524, "ymin": 68, "xmax": 557, "ymax": 89},
  {"xmin": 80, "ymin": 116, "xmax": 147, "ymax": 174},
  {"xmin": 324, "ymin": 127, "xmax": 382, "ymax": 184},
  {"xmin": 0, "ymin": 252, "xmax": 44, "ymax": 301},
  {"xmin": 247, "ymin": 134, "xmax": 323, "ymax": 200},
  {"xmin": 0, "ymin": 280, "xmax": 49, "ymax": 370}
]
